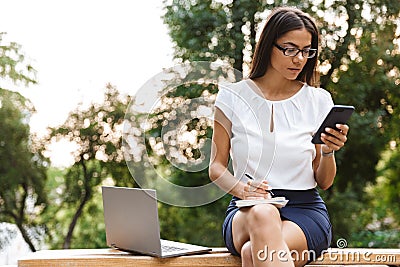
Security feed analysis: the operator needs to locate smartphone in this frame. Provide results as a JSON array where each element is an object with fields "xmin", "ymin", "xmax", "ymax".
[{"xmin": 311, "ymin": 105, "xmax": 355, "ymax": 144}]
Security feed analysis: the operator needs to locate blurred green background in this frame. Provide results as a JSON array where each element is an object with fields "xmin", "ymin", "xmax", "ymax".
[{"xmin": 1, "ymin": 0, "xmax": 399, "ymax": 255}]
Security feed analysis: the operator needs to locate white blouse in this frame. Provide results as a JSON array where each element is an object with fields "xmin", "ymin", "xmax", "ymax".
[{"xmin": 215, "ymin": 79, "xmax": 334, "ymax": 190}]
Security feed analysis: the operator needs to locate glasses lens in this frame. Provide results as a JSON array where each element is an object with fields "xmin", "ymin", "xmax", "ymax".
[
  {"xmin": 306, "ymin": 49, "xmax": 317, "ymax": 58},
  {"xmin": 285, "ymin": 48, "xmax": 299, "ymax": 57}
]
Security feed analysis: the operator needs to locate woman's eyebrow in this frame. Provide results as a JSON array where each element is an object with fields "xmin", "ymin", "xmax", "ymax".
[{"xmin": 282, "ymin": 41, "xmax": 312, "ymax": 48}]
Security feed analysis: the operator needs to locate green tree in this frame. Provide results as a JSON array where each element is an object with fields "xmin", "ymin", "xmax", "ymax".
[
  {"xmin": 40, "ymin": 167, "xmax": 107, "ymax": 249},
  {"xmin": 350, "ymin": 146, "xmax": 400, "ymax": 248},
  {"xmin": 43, "ymin": 84, "xmax": 134, "ymax": 248},
  {"xmin": 0, "ymin": 33, "xmax": 46, "ymax": 252},
  {"xmin": 0, "ymin": 32, "xmax": 36, "ymax": 86},
  {"xmin": 0, "ymin": 90, "xmax": 47, "ymax": 252}
]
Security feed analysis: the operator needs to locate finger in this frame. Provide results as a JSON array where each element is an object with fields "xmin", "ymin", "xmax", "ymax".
[
  {"xmin": 248, "ymin": 179, "xmax": 270, "ymax": 187},
  {"xmin": 321, "ymin": 134, "xmax": 342, "ymax": 146},
  {"xmin": 245, "ymin": 183, "xmax": 262, "ymax": 194},
  {"xmin": 245, "ymin": 196, "xmax": 267, "ymax": 200},
  {"xmin": 323, "ymin": 128, "xmax": 347, "ymax": 143},
  {"xmin": 336, "ymin": 124, "xmax": 349, "ymax": 135},
  {"xmin": 248, "ymin": 181, "xmax": 272, "ymax": 192},
  {"xmin": 258, "ymin": 182, "xmax": 272, "ymax": 191},
  {"xmin": 321, "ymin": 135, "xmax": 343, "ymax": 150},
  {"xmin": 248, "ymin": 187, "xmax": 271, "ymax": 195},
  {"xmin": 244, "ymin": 189, "xmax": 269, "ymax": 198},
  {"xmin": 244, "ymin": 192, "xmax": 270, "ymax": 200},
  {"xmin": 324, "ymin": 127, "xmax": 340, "ymax": 138},
  {"xmin": 246, "ymin": 181, "xmax": 257, "ymax": 191}
]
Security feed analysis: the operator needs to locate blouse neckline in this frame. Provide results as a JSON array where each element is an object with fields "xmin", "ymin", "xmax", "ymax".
[{"xmin": 245, "ymin": 79, "xmax": 306, "ymax": 103}]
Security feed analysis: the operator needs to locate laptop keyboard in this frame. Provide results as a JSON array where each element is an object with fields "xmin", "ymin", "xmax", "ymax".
[{"xmin": 161, "ymin": 244, "xmax": 186, "ymax": 253}]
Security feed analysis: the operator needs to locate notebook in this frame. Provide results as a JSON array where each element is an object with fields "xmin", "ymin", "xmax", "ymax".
[
  {"xmin": 101, "ymin": 186, "xmax": 211, "ymax": 258},
  {"xmin": 235, "ymin": 197, "xmax": 289, "ymax": 208}
]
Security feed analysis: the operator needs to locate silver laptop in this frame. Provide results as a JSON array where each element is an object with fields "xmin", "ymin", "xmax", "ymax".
[{"xmin": 101, "ymin": 186, "xmax": 211, "ymax": 258}]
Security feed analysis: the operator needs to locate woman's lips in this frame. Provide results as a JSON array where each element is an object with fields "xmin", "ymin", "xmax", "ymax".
[{"xmin": 288, "ymin": 68, "xmax": 301, "ymax": 74}]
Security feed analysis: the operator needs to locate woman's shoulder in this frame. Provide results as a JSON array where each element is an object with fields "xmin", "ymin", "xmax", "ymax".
[
  {"xmin": 300, "ymin": 85, "xmax": 334, "ymax": 114},
  {"xmin": 215, "ymin": 80, "xmax": 251, "ymax": 119},
  {"xmin": 302, "ymin": 84, "xmax": 332, "ymax": 100},
  {"xmin": 220, "ymin": 79, "xmax": 248, "ymax": 91},
  {"xmin": 217, "ymin": 80, "xmax": 251, "ymax": 100}
]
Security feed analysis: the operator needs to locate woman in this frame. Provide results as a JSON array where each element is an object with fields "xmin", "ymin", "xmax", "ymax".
[{"xmin": 209, "ymin": 7, "xmax": 349, "ymax": 267}]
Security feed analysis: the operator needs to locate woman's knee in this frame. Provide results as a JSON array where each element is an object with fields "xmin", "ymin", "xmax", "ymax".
[{"xmin": 246, "ymin": 204, "xmax": 281, "ymax": 229}]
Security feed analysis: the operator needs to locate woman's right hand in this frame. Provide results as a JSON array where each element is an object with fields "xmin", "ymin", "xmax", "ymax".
[{"xmin": 243, "ymin": 180, "xmax": 272, "ymax": 200}]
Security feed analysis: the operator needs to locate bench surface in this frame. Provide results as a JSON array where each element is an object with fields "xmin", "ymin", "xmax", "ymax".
[{"xmin": 18, "ymin": 247, "xmax": 400, "ymax": 267}]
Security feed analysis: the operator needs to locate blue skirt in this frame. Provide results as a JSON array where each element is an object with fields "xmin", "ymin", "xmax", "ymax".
[{"xmin": 222, "ymin": 188, "xmax": 332, "ymax": 260}]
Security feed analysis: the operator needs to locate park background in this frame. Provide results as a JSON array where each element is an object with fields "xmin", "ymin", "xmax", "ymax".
[{"xmin": 0, "ymin": 0, "xmax": 399, "ymax": 265}]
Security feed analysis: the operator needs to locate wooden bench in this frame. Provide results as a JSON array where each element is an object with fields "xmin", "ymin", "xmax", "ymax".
[{"xmin": 18, "ymin": 247, "xmax": 400, "ymax": 266}]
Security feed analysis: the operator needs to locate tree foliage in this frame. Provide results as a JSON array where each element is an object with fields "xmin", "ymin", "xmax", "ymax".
[
  {"xmin": 0, "ymin": 32, "xmax": 37, "ymax": 86},
  {"xmin": 0, "ymin": 91, "xmax": 47, "ymax": 252},
  {"xmin": 0, "ymin": 33, "xmax": 46, "ymax": 252},
  {"xmin": 42, "ymin": 84, "xmax": 133, "ymax": 248}
]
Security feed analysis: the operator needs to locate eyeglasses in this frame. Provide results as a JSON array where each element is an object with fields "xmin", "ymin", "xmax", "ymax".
[{"xmin": 274, "ymin": 44, "xmax": 317, "ymax": 59}]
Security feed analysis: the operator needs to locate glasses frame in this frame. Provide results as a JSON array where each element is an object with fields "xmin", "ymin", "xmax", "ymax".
[{"xmin": 274, "ymin": 44, "xmax": 317, "ymax": 59}]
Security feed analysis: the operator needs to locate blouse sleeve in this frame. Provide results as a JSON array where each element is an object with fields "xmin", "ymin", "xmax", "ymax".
[
  {"xmin": 214, "ymin": 84, "xmax": 236, "ymax": 121},
  {"xmin": 317, "ymin": 88, "xmax": 334, "ymax": 124}
]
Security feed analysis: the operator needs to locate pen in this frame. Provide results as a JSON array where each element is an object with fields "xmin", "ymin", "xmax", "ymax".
[{"xmin": 244, "ymin": 173, "xmax": 274, "ymax": 196}]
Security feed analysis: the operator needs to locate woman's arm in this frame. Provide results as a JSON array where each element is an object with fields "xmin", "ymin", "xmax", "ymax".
[
  {"xmin": 313, "ymin": 124, "xmax": 349, "ymax": 190},
  {"xmin": 209, "ymin": 108, "xmax": 247, "ymax": 199},
  {"xmin": 313, "ymin": 144, "xmax": 336, "ymax": 190}
]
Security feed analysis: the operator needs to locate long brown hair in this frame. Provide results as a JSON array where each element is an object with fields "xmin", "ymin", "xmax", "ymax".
[{"xmin": 248, "ymin": 7, "xmax": 319, "ymax": 86}]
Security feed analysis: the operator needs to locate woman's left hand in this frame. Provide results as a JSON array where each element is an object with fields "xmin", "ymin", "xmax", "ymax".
[{"xmin": 320, "ymin": 124, "xmax": 349, "ymax": 153}]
